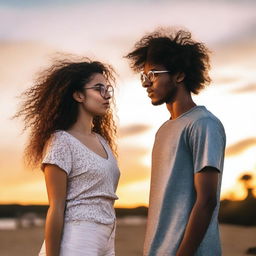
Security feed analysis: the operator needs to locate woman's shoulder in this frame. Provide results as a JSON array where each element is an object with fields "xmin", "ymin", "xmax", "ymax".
[
  {"xmin": 42, "ymin": 130, "xmax": 73, "ymax": 173},
  {"xmin": 52, "ymin": 129, "xmax": 69, "ymax": 138},
  {"xmin": 47, "ymin": 130, "xmax": 71, "ymax": 146}
]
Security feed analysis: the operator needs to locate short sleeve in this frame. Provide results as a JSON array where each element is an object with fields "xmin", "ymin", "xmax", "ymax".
[
  {"xmin": 189, "ymin": 117, "xmax": 226, "ymax": 174},
  {"xmin": 41, "ymin": 132, "xmax": 72, "ymax": 174}
]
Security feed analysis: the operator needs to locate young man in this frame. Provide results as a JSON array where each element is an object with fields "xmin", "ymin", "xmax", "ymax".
[{"xmin": 126, "ymin": 29, "xmax": 226, "ymax": 256}]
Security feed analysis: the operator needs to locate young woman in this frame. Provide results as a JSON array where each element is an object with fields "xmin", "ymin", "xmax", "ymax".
[{"xmin": 16, "ymin": 59, "xmax": 120, "ymax": 256}]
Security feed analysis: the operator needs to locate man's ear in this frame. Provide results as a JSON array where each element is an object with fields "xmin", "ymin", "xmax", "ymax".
[
  {"xmin": 175, "ymin": 72, "xmax": 185, "ymax": 83},
  {"xmin": 73, "ymin": 91, "xmax": 84, "ymax": 103}
]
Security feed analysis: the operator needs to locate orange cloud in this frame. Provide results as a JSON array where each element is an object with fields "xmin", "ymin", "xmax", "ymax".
[
  {"xmin": 118, "ymin": 124, "xmax": 151, "ymax": 138},
  {"xmin": 231, "ymin": 83, "xmax": 256, "ymax": 94},
  {"xmin": 225, "ymin": 138, "xmax": 256, "ymax": 156},
  {"xmin": 212, "ymin": 76, "xmax": 241, "ymax": 85}
]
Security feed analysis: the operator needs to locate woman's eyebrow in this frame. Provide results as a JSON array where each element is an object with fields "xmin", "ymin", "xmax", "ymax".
[{"xmin": 93, "ymin": 83, "xmax": 105, "ymax": 87}]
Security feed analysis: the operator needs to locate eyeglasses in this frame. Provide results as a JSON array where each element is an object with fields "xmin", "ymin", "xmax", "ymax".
[
  {"xmin": 140, "ymin": 70, "xmax": 170, "ymax": 85},
  {"xmin": 83, "ymin": 84, "xmax": 114, "ymax": 99}
]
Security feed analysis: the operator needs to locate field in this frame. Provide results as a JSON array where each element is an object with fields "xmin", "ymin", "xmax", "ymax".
[{"xmin": 0, "ymin": 222, "xmax": 255, "ymax": 256}]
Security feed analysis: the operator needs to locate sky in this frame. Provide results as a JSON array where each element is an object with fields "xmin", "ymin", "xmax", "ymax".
[{"xmin": 0, "ymin": 0, "xmax": 256, "ymax": 207}]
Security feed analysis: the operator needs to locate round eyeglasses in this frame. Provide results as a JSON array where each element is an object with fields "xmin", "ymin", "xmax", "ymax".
[
  {"xmin": 140, "ymin": 70, "xmax": 170, "ymax": 85},
  {"xmin": 83, "ymin": 84, "xmax": 114, "ymax": 99}
]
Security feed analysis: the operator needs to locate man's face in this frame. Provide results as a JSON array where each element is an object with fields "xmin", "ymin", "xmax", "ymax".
[{"xmin": 143, "ymin": 63, "xmax": 178, "ymax": 106}]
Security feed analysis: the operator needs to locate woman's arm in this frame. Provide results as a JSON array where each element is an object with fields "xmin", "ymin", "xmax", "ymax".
[{"xmin": 44, "ymin": 164, "xmax": 67, "ymax": 256}]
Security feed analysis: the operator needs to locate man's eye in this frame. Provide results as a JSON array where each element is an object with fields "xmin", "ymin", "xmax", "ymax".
[{"xmin": 94, "ymin": 87, "xmax": 102, "ymax": 91}]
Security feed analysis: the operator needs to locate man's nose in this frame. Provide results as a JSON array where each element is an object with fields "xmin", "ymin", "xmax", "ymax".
[{"xmin": 142, "ymin": 80, "xmax": 152, "ymax": 88}]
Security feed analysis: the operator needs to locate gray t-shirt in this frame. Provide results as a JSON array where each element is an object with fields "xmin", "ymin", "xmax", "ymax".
[
  {"xmin": 42, "ymin": 130, "xmax": 120, "ymax": 225},
  {"xmin": 144, "ymin": 106, "xmax": 226, "ymax": 256}
]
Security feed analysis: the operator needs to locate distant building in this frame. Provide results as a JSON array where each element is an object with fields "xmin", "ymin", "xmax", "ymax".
[{"xmin": 16, "ymin": 212, "xmax": 45, "ymax": 228}]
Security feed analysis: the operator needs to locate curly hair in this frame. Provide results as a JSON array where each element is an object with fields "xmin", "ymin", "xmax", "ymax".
[
  {"xmin": 15, "ymin": 58, "xmax": 117, "ymax": 168},
  {"xmin": 125, "ymin": 28, "xmax": 211, "ymax": 94}
]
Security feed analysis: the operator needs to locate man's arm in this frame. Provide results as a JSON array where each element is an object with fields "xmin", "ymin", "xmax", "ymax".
[{"xmin": 176, "ymin": 167, "xmax": 219, "ymax": 256}]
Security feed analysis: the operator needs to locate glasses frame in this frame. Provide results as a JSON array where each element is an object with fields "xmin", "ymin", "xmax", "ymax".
[
  {"xmin": 140, "ymin": 70, "xmax": 170, "ymax": 85},
  {"xmin": 83, "ymin": 84, "xmax": 114, "ymax": 99}
]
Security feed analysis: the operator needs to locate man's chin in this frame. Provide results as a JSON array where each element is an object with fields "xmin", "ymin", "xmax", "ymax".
[{"xmin": 151, "ymin": 98, "xmax": 165, "ymax": 106}]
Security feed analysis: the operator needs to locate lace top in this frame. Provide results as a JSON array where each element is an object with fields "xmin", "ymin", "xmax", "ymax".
[{"xmin": 41, "ymin": 130, "xmax": 120, "ymax": 225}]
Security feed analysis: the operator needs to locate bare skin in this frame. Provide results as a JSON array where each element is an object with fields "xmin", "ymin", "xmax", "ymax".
[
  {"xmin": 67, "ymin": 73, "xmax": 110, "ymax": 158},
  {"xmin": 43, "ymin": 73, "xmax": 111, "ymax": 255},
  {"xmin": 143, "ymin": 63, "xmax": 219, "ymax": 256},
  {"xmin": 176, "ymin": 168, "xmax": 219, "ymax": 256},
  {"xmin": 44, "ymin": 165, "xmax": 67, "ymax": 256}
]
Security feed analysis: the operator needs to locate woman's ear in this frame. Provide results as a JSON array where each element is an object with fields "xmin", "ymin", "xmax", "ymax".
[
  {"xmin": 175, "ymin": 72, "xmax": 185, "ymax": 83},
  {"xmin": 73, "ymin": 91, "xmax": 85, "ymax": 103}
]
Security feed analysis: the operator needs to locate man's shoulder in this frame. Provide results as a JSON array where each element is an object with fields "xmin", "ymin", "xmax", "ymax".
[
  {"xmin": 156, "ymin": 106, "xmax": 224, "ymax": 136},
  {"xmin": 188, "ymin": 106, "xmax": 223, "ymax": 127},
  {"xmin": 186, "ymin": 107, "xmax": 225, "ymax": 140}
]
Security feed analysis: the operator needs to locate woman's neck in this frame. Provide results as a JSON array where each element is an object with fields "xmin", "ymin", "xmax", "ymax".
[{"xmin": 68, "ymin": 110, "xmax": 94, "ymax": 135}]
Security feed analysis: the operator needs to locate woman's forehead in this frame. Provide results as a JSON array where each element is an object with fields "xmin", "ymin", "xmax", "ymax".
[{"xmin": 86, "ymin": 73, "xmax": 107, "ymax": 86}]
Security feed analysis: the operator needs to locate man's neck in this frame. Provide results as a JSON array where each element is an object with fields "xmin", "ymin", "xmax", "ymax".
[{"xmin": 166, "ymin": 92, "xmax": 196, "ymax": 120}]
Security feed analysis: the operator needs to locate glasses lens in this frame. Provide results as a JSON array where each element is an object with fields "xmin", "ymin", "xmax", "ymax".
[
  {"xmin": 141, "ymin": 72, "xmax": 153, "ymax": 85},
  {"xmin": 107, "ymin": 86, "xmax": 114, "ymax": 97},
  {"xmin": 140, "ymin": 73, "xmax": 145, "ymax": 83},
  {"xmin": 148, "ymin": 71, "xmax": 154, "ymax": 82},
  {"xmin": 101, "ymin": 85, "xmax": 114, "ymax": 98}
]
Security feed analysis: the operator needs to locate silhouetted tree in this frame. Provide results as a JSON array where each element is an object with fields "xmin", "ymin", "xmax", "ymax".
[
  {"xmin": 240, "ymin": 173, "xmax": 253, "ymax": 189},
  {"xmin": 219, "ymin": 172, "xmax": 256, "ymax": 226}
]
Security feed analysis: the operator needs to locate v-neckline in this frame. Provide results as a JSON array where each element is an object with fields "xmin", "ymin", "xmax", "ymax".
[{"xmin": 62, "ymin": 130, "xmax": 109, "ymax": 161}]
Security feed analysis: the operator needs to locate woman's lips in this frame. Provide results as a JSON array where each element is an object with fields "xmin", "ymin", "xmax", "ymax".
[{"xmin": 103, "ymin": 102, "xmax": 110, "ymax": 108}]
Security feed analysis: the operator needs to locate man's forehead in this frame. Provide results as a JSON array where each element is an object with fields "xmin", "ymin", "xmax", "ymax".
[{"xmin": 144, "ymin": 63, "xmax": 165, "ymax": 72}]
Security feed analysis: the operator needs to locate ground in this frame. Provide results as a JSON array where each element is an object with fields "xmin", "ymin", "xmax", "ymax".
[{"xmin": 0, "ymin": 223, "xmax": 255, "ymax": 256}]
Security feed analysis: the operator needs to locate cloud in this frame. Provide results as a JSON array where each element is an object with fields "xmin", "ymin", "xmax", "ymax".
[
  {"xmin": 226, "ymin": 138, "xmax": 256, "ymax": 156},
  {"xmin": 0, "ymin": 0, "xmax": 85, "ymax": 8},
  {"xmin": 212, "ymin": 76, "xmax": 241, "ymax": 85},
  {"xmin": 118, "ymin": 124, "xmax": 151, "ymax": 138},
  {"xmin": 231, "ymin": 83, "xmax": 256, "ymax": 94},
  {"xmin": 1, "ymin": 1, "xmax": 256, "ymax": 48},
  {"xmin": 0, "ymin": 40, "xmax": 56, "ymax": 89}
]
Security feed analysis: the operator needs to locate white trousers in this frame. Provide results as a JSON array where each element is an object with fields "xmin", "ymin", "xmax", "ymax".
[{"xmin": 38, "ymin": 221, "xmax": 116, "ymax": 256}]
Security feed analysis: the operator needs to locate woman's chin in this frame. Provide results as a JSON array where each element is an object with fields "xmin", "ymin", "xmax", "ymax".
[{"xmin": 94, "ymin": 109, "xmax": 108, "ymax": 117}]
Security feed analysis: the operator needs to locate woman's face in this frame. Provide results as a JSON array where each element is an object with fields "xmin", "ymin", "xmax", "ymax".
[{"xmin": 75, "ymin": 73, "xmax": 112, "ymax": 116}]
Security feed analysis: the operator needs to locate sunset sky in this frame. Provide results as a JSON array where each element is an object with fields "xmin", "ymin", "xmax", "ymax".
[{"xmin": 0, "ymin": 0, "xmax": 256, "ymax": 207}]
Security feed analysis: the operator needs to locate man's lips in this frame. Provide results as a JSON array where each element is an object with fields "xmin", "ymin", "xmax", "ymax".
[
  {"xmin": 147, "ymin": 88, "xmax": 154, "ymax": 97},
  {"xmin": 147, "ymin": 91, "xmax": 154, "ymax": 98}
]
